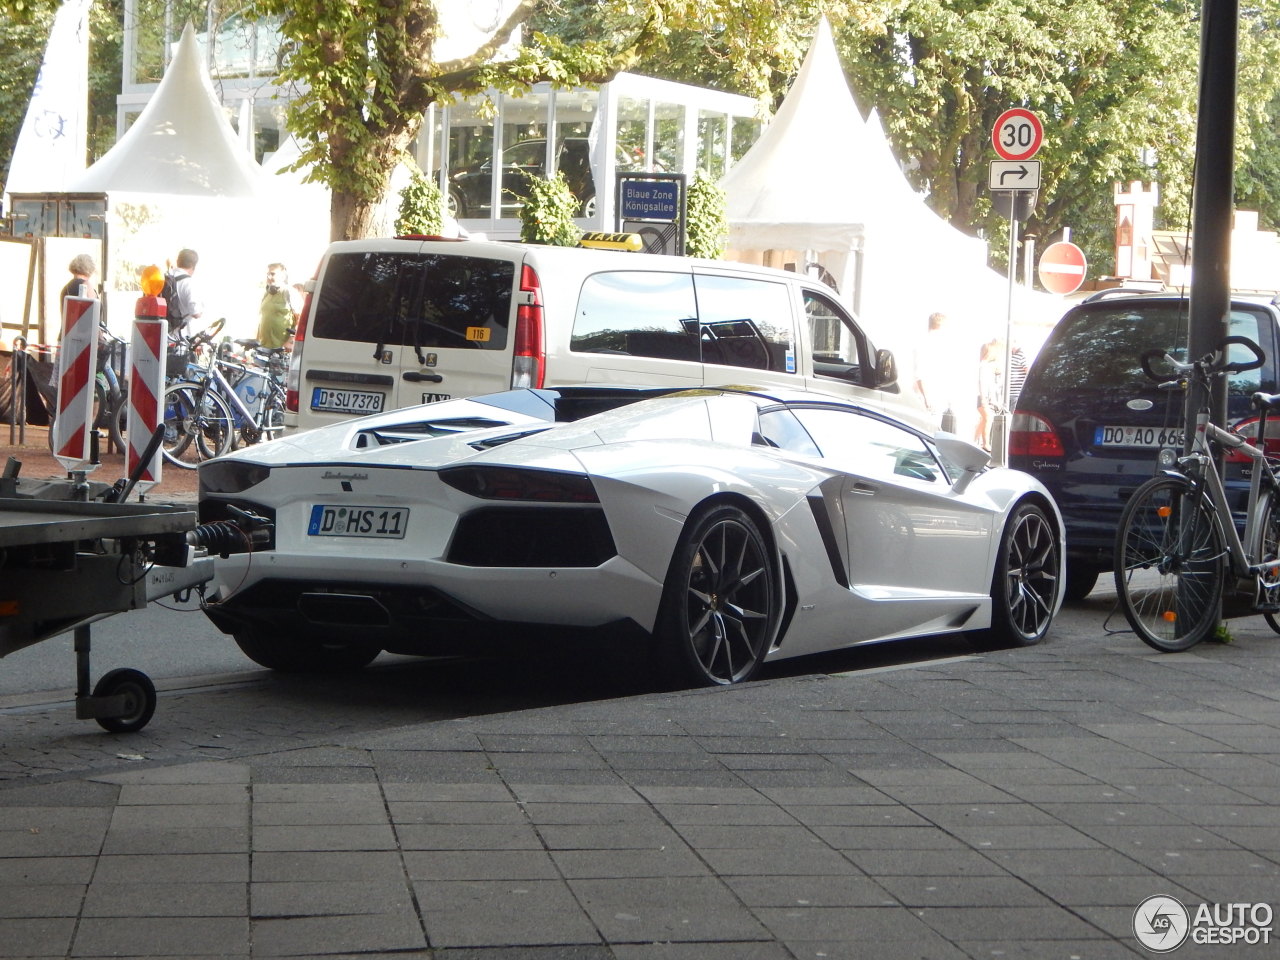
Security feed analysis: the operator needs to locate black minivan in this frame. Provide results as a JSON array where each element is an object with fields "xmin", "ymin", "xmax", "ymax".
[{"xmin": 1008, "ymin": 290, "xmax": 1280, "ymax": 600}]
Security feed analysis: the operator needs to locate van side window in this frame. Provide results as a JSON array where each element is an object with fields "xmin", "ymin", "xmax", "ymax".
[
  {"xmin": 571, "ymin": 272, "xmax": 699, "ymax": 361},
  {"xmin": 693, "ymin": 275, "xmax": 796, "ymax": 372},
  {"xmin": 312, "ymin": 252, "xmax": 514, "ymax": 349},
  {"xmin": 805, "ymin": 291, "xmax": 869, "ymax": 386}
]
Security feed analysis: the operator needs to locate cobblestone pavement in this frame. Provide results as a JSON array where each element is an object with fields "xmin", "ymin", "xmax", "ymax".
[{"xmin": 2, "ymin": 594, "xmax": 1280, "ymax": 958}]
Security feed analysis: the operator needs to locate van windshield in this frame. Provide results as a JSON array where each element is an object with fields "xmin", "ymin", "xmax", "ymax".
[{"xmin": 312, "ymin": 252, "xmax": 515, "ymax": 349}]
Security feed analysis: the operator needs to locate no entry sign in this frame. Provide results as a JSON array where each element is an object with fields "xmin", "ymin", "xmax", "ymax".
[{"xmin": 1038, "ymin": 241, "xmax": 1088, "ymax": 294}]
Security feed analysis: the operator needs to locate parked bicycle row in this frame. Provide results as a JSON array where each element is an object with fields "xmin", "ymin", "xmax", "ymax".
[{"xmin": 4, "ymin": 317, "xmax": 287, "ymax": 470}]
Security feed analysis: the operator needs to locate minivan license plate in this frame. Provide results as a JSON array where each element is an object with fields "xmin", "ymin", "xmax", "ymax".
[
  {"xmin": 308, "ymin": 505, "xmax": 409, "ymax": 539},
  {"xmin": 1095, "ymin": 425, "xmax": 1185, "ymax": 448},
  {"xmin": 311, "ymin": 387, "xmax": 385, "ymax": 414}
]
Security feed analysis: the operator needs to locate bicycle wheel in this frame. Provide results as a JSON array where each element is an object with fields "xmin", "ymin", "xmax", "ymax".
[
  {"xmin": 1114, "ymin": 475, "xmax": 1224, "ymax": 651},
  {"xmin": 1252, "ymin": 487, "xmax": 1280, "ymax": 634},
  {"xmin": 161, "ymin": 382, "xmax": 233, "ymax": 468}
]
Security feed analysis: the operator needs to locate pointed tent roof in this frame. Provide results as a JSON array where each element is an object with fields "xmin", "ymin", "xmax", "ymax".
[
  {"xmin": 68, "ymin": 23, "xmax": 262, "ymax": 196},
  {"xmin": 723, "ymin": 18, "xmax": 885, "ymax": 251}
]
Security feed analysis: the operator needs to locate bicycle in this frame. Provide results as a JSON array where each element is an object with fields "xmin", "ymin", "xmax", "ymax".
[
  {"xmin": 161, "ymin": 323, "xmax": 287, "ymax": 468},
  {"xmin": 160, "ymin": 319, "xmax": 234, "ymax": 468},
  {"xmin": 1113, "ymin": 335, "xmax": 1280, "ymax": 651},
  {"xmin": 215, "ymin": 338, "xmax": 288, "ymax": 449}
]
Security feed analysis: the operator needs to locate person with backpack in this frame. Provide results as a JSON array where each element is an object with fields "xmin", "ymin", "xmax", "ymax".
[{"xmin": 162, "ymin": 248, "xmax": 203, "ymax": 334}]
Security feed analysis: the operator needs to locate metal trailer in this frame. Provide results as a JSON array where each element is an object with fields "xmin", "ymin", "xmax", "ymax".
[{"xmin": 0, "ymin": 466, "xmax": 214, "ymax": 732}]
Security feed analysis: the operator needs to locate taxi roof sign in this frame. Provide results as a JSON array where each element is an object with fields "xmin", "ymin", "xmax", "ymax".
[{"xmin": 579, "ymin": 232, "xmax": 643, "ymax": 252}]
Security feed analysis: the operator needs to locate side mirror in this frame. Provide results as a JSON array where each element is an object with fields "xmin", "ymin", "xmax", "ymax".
[
  {"xmin": 874, "ymin": 348, "xmax": 898, "ymax": 388},
  {"xmin": 934, "ymin": 434, "xmax": 990, "ymax": 495}
]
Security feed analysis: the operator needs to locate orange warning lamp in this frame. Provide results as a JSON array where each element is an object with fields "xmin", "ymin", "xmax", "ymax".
[{"xmin": 140, "ymin": 264, "xmax": 165, "ymax": 297}]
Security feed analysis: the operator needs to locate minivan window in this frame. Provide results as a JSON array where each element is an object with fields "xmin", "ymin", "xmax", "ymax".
[
  {"xmin": 311, "ymin": 252, "xmax": 515, "ymax": 349},
  {"xmin": 571, "ymin": 271, "xmax": 700, "ymax": 361},
  {"xmin": 1032, "ymin": 303, "xmax": 1267, "ymax": 399},
  {"xmin": 693, "ymin": 275, "xmax": 795, "ymax": 372},
  {"xmin": 805, "ymin": 290, "xmax": 870, "ymax": 385}
]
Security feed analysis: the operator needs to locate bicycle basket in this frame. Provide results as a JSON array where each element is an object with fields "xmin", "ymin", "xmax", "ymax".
[{"xmin": 166, "ymin": 345, "xmax": 194, "ymax": 379}]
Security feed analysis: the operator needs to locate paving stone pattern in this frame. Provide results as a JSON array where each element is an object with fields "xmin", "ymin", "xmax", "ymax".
[{"xmin": 1, "ymin": 596, "xmax": 1280, "ymax": 956}]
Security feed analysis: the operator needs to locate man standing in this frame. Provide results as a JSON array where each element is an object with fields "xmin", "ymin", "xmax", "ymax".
[
  {"xmin": 164, "ymin": 248, "xmax": 203, "ymax": 334},
  {"xmin": 912, "ymin": 311, "xmax": 961, "ymax": 429},
  {"xmin": 256, "ymin": 262, "xmax": 299, "ymax": 350}
]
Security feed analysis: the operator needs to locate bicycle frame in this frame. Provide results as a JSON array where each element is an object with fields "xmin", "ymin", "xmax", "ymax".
[{"xmin": 1171, "ymin": 405, "xmax": 1280, "ymax": 584}]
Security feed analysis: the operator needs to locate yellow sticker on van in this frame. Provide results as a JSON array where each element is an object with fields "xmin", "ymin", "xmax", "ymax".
[{"xmin": 465, "ymin": 326, "xmax": 491, "ymax": 342}]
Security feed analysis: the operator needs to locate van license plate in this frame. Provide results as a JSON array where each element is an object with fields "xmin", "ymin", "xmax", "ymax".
[
  {"xmin": 311, "ymin": 387, "xmax": 385, "ymax": 414},
  {"xmin": 421, "ymin": 393, "xmax": 452, "ymax": 403},
  {"xmin": 1095, "ymin": 425, "xmax": 1185, "ymax": 448},
  {"xmin": 308, "ymin": 505, "xmax": 409, "ymax": 539}
]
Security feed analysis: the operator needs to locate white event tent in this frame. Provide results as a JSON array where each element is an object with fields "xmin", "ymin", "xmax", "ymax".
[
  {"xmin": 60, "ymin": 23, "xmax": 279, "ymax": 337},
  {"xmin": 723, "ymin": 19, "xmax": 1060, "ymax": 378}
]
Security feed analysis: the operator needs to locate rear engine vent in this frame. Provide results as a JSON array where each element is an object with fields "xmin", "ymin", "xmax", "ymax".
[{"xmin": 447, "ymin": 507, "xmax": 616, "ymax": 567}]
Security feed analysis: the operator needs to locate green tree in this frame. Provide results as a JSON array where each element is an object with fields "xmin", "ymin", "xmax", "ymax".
[
  {"xmin": 831, "ymin": 0, "xmax": 1280, "ymax": 274},
  {"xmin": 244, "ymin": 0, "xmax": 842, "ymax": 241},
  {"xmin": 0, "ymin": 0, "xmax": 123, "ymax": 191}
]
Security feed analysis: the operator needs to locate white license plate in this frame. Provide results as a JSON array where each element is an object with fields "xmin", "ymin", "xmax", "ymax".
[
  {"xmin": 311, "ymin": 387, "xmax": 385, "ymax": 414},
  {"xmin": 1094, "ymin": 425, "xmax": 1185, "ymax": 448},
  {"xmin": 308, "ymin": 505, "xmax": 409, "ymax": 539}
]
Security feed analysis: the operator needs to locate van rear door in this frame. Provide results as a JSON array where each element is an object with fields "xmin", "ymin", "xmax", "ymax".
[{"xmin": 300, "ymin": 244, "xmax": 518, "ymax": 428}]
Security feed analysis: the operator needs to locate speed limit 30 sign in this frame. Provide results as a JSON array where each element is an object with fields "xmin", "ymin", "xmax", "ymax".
[{"xmin": 992, "ymin": 108, "xmax": 1044, "ymax": 162}]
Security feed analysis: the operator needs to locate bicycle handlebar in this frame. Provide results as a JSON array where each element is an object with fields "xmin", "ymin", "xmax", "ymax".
[
  {"xmin": 1140, "ymin": 335, "xmax": 1265, "ymax": 386},
  {"xmin": 186, "ymin": 317, "xmax": 227, "ymax": 348}
]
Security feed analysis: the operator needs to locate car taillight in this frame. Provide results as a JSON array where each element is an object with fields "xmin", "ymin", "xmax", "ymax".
[
  {"xmin": 285, "ymin": 288, "xmax": 312, "ymax": 413},
  {"xmin": 1224, "ymin": 415, "xmax": 1280, "ymax": 462},
  {"xmin": 1009, "ymin": 411, "xmax": 1065, "ymax": 458},
  {"xmin": 512, "ymin": 264, "xmax": 545, "ymax": 389},
  {"xmin": 440, "ymin": 466, "xmax": 598, "ymax": 502}
]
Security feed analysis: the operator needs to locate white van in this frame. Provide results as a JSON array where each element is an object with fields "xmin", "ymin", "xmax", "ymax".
[{"xmin": 284, "ymin": 237, "xmax": 925, "ymax": 432}]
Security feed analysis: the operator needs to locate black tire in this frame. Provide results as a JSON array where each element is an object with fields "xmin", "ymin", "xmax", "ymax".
[
  {"xmin": 93, "ymin": 668, "xmax": 157, "ymax": 733},
  {"xmin": 970, "ymin": 502, "xmax": 1062, "ymax": 649},
  {"xmin": 108, "ymin": 396, "xmax": 127, "ymax": 455},
  {"xmin": 578, "ymin": 193, "xmax": 597, "ymax": 218},
  {"xmin": 1063, "ymin": 562, "xmax": 1101, "ymax": 602},
  {"xmin": 161, "ymin": 382, "xmax": 233, "ymax": 469},
  {"xmin": 447, "ymin": 189, "xmax": 466, "ymax": 219},
  {"xmin": 654, "ymin": 503, "xmax": 777, "ymax": 687},
  {"xmin": 1114, "ymin": 475, "xmax": 1223, "ymax": 652},
  {"xmin": 232, "ymin": 628, "xmax": 381, "ymax": 673},
  {"xmin": 1255, "ymin": 489, "xmax": 1280, "ymax": 633}
]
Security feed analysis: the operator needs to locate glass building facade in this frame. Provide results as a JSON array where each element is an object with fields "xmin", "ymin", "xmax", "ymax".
[{"xmin": 119, "ymin": 2, "xmax": 761, "ymax": 235}]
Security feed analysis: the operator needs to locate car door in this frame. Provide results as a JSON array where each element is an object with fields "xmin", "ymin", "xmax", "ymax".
[{"xmin": 781, "ymin": 403, "xmax": 994, "ymax": 634}]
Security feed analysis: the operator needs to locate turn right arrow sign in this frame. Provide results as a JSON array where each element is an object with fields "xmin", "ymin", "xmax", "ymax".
[{"xmin": 988, "ymin": 160, "xmax": 1041, "ymax": 191}]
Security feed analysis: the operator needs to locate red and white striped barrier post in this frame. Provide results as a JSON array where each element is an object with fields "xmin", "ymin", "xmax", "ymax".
[
  {"xmin": 51, "ymin": 296, "xmax": 100, "ymax": 473},
  {"xmin": 127, "ymin": 266, "xmax": 168, "ymax": 495}
]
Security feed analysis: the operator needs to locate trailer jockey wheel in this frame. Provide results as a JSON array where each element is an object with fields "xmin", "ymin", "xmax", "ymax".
[{"xmin": 92, "ymin": 668, "xmax": 157, "ymax": 733}]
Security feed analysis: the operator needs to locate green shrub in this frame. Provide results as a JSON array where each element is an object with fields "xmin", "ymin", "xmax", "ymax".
[
  {"xmin": 519, "ymin": 171, "xmax": 582, "ymax": 246},
  {"xmin": 396, "ymin": 166, "xmax": 445, "ymax": 236},
  {"xmin": 684, "ymin": 172, "xmax": 728, "ymax": 259}
]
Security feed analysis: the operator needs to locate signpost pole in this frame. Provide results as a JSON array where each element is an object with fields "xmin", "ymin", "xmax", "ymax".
[
  {"xmin": 988, "ymin": 109, "xmax": 1044, "ymax": 467},
  {"xmin": 991, "ymin": 198, "xmax": 1019, "ymax": 467}
]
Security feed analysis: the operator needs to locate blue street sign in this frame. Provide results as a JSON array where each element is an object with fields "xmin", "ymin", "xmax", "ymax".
[{"xmin": 619, "ymin": 178, "xmax": 680, "ymax": 221}]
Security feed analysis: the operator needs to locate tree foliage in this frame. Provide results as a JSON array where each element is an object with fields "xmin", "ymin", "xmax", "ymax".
[
  {"xmin": 0, "ymin": 0, "xmax": 122, "ymax": 191},
  {"xmin": 830, "ymin": 0, "xmax": 1280, "ymax": 274}
]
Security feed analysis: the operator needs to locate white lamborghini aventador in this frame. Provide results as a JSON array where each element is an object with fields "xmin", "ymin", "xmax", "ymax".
[{"xmin": 196, "ymin": 385, "xmax": 1064, "ymax": 686}]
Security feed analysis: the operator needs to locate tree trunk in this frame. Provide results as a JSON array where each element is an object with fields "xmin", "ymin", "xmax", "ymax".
[{"xmin": 330, "ymin": 188, "xmax": 386, "ymax": 242}]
